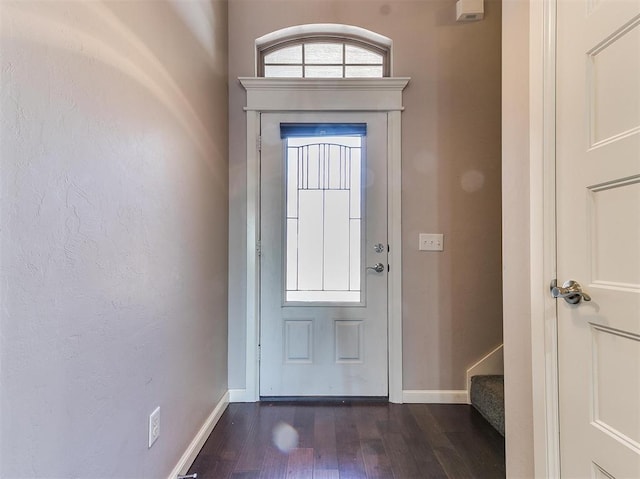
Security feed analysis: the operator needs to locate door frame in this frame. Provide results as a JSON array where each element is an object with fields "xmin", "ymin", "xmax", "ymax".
[
  {"xmin": 238, "ymin": 77, "xmax": 409, "ymax": 403},
  {"xmin": 527, "ymin": 0, "xmax": 562, "ymax": 476}
]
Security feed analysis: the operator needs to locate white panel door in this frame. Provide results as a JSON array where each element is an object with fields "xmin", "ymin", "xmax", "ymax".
[
  {"xmin": 557, "ymin": 0, "xmax": 640, "ymax": 476},
  {"xmin": 259, "ymin": 112, "xmax": 388, "ymax": 397}
]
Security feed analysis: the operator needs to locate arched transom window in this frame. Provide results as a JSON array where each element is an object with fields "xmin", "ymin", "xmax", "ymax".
[{"xmin": 256, "ymin": 25, "xmax": 392, "ymax": 78}]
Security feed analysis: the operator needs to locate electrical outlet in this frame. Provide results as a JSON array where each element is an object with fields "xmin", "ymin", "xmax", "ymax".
[
  {"xmin": 148, "ymin": 406, "xmax": 160, "ymax": 448},
  {"xmin": 419, "ymin": 233, "xmax": 444, "ymax": 251}
]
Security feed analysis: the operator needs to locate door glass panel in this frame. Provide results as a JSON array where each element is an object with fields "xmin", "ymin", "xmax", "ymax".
[{"xmin": 285, "ymin": 135, "xmax": 363, "ymax": 303}]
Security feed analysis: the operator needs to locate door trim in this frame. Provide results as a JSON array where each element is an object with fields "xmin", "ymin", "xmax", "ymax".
[
  {"xmin": 528, "ymin": 0, "xmax": 561, "ymax": 476},
  {"xmin": 238, "ymin": 77, "xmax": 409, "ymax": 403}
]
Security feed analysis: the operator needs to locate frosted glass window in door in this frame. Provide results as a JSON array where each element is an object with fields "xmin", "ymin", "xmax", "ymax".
[{"xmin": 285, "ymin": 135, "xmax": 363, "ymax": 302}]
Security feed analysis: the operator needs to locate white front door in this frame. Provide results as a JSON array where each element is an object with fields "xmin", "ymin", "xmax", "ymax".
[
  {"xmin": 259, "ymin": 112, "xmax": 388, "ymax": 397},
  {"xmin": 556, "ymin": 0, "xmax": 640, "ymax": 476}
]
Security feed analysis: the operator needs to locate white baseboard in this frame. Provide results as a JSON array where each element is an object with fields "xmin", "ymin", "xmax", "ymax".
[
  {"xmin": 466, "ymin": 344, "xmax": 504, "ymax": 403},
  {"xmin": 229, "ymin": 388, "xmax": 257, "ymax": 402},
  {"xmin": 167, "ymin": 390, "xmax": 229, "ymax": 479},
  {"xmin": 402, "ymin": 389, "xmax": 468, "ymax": 404}
]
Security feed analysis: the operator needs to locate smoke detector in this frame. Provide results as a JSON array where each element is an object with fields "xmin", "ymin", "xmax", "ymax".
[{"xmin": 456, "ymin": 0, "xmax": 484, "ymax": 22}]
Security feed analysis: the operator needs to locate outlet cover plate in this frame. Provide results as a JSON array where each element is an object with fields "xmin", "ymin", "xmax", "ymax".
[
  {"xmin": 419, "ymin": 233, "xmax": 444, "ymax": 251},
  {"xmin": 148, "ymin": 406, "xmax": 160, "ymax": 448}
]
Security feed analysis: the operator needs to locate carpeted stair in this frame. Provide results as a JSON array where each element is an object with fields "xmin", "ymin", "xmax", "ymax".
[{"xmin": 470, "ymin": 374, "xmax": 505, "ymax": 436}]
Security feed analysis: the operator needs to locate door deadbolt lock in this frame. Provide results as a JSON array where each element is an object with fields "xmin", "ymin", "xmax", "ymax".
[{"xmin": 374, "ymin": 243, "xmax": 385, "ymax": 253}]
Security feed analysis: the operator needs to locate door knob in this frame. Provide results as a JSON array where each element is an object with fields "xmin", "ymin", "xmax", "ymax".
[
  {"xmin": 550, "ymin": 279, "xmax": 591, "ymax": 304},
  {"xmin": 366, "ymin": 263, "xmax": 385, "ymax": 273}
]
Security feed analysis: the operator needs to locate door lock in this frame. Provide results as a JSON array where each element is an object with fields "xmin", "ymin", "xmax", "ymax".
[
  {"xmin": 550, "ymin": 279, "xmax": 591, "ymax": 304},
  {"xmin": 366, "ymin": 263, "xmax": 385, "ymax": 273}
]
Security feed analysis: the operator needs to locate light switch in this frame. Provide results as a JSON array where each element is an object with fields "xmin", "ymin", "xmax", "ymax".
[{"xmin": 419, "ymin": 233, "xmax": 444, "ymax": 251}]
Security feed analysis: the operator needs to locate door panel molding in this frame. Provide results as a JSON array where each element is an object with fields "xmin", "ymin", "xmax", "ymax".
[{"xmin": 239, "ymin": 77, "xmax": 409, "ymax": 403}]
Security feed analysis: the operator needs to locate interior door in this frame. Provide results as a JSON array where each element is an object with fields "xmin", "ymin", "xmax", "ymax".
[
  {"xmin": 556, "ymin": 0, "xmax": 640, "ymax": 476},
  {"xmin": 259, "ymin": 112, "xmax": 388, "ymax": 397}
]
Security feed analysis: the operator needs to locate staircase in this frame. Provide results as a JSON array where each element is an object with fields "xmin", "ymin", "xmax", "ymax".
[{"xmin": 470, "ymin": 374, "xmax": 505, "ymax": 436}]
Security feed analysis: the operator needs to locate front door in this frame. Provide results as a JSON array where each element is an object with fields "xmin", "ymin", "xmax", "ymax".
[
  {"xmin": 259, "ymin": 112, "xmax": 388, "ymax": 397},
  {"xmin": 556, "ymin": 0, "xmax": 640, "ymax": 476}
]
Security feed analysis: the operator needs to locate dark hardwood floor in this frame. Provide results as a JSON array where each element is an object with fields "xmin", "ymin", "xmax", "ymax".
[{"xmin": 187, "ymin": 401, "xmax": 505, "ymax": 479}]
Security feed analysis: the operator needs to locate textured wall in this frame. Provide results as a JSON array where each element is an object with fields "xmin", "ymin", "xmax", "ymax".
[
  {"xmin": 0, "ymin": 1, "xmax": 228, "ymax": 477},
  {"xmin": 228, "ymin": 0, "xmax": 502, "ymax": 391}
]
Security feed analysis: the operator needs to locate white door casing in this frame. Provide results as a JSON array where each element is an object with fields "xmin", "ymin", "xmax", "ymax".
[
  {"xmin": 238, "ymin": 78, "xmax": 409, "ymax": 403},
  {"xmin": 260, "ymin": 112, "xmax": 388, "ymax": 397},
  {"xmin": 556, "ymin": 1, "xmax": 640, "ymax": 477}
]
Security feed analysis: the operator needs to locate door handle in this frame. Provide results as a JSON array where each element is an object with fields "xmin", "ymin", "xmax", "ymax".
[
  {"xmin": 366, "ymin": 263, "xmax": 385, "ymax": 273},
  {"xmin": 550, "ymin": 279, "xmax": 591, "ymax": 304}
]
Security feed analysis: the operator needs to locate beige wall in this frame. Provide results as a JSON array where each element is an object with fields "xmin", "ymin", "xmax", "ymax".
[
  {"xmin": 0, "ymin": 1, "xmax": 228, "ymax": 477},
  {"xmin": 228, "ymin": 0, "xmax": 503, "ymax": 391},
  {"xmin": 502, "ymin": 0, "xmax": 535, "ymax": 476}
]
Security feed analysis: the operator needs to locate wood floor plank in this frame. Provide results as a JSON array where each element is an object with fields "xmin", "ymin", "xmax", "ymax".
[
  {"xmin": 433, "ymin": 446, "xmax": 476, "ymax": 479},
  {"xmin": 360, "ymin": 438, "xmax": 394, "ymax": 479},
  {"xmin": 427, "ymin": 404, "xmax": 478, "ymax": 433},
  {"xmin": 406, "ymin": 403, "xmax": 451, "ymax": 449},
  {"xmin": 190, "ymin": 401, "xmax": 504, "ymax": 479},
  {"xmin": 259, "ymin": 404, "xmax": 297, "ymax": 479},
  {"xmin": 231, "ymin": 472, "xmax": 261, "ymax": 479},
  {"xmin": 408, "ymin": 404, "xmax": 476, "ymax": 478},
  {"xmin": 395, "ymin": 405, "xmax": 448, "ymax": 478},
  {"xmin": 313, "ymin": 406, "xmax": 338, "ymax": 470},
  {"xmin": 445, "ymin": 430, "xmax": 505, "ymax": 478},
  {"xmin": 312, "ymin": 470, "xmax": 339, "ymax": 479},
  {"xmin": 217, "ymin": 404, "xmax": 259, "ymax": 463},
  {"xmin": 235, "ymin": 404, "xmax": 281, "ymax": 472},
  {"xmin": 334, "ymin": 405, "xmax": 368, "ymax": 478},
  {"xmin": 286, "ymin": 448, "xmax": 314, "ymax": 479},
  {"xmin": 383, "ymin": 431, "xmax": 422, "ymax": 479},
  {"xmin": 352, "ymin": 404, "xmax": 387, "ymax": 440},
  {"xmin": 189, "ymin": 404, "xmax": 257, "ymax": 478},
  {"xmin": 293, "ymin": 405, "xmax": 316, "ymax": 449},
  {"xmin": 191, "ymin": 403, "xmax": 244, "ymax": 458},
  {"xmin": 259, "ymin": 447, "xmax": 289, "ymax": 479}
]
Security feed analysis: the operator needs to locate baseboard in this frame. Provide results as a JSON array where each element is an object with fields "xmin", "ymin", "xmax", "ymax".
[
  {"xmin": 229, "ymin": 388, "xmax": 257, "ymax": 402},
  {"xmin": 466, "ymin": 344, "xmax": 504, "ymax": 403},
  {"xmin": 167, "ymin": 390, "xmax": 229, "ymax": 479},
  {"xmin": 402, "ymin": 390, "xmax": 468, "ymax": 404}
]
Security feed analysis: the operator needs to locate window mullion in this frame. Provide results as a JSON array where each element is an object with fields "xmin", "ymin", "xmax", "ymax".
[
  {"xmin": 342, "ymin": 43, "xmax": 346, "ymax": 78},
  {"xmin": 302, "ymin": 44, "xmax": 306, "ymax": 78}
]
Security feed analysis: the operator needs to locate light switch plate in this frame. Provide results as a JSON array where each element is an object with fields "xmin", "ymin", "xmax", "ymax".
[{"xmin": 419, "ymin": 233, "xmax": 444, "ymax": 251}]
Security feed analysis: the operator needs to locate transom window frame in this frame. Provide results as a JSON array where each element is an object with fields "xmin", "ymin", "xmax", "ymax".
[
  {"xmin": 255, "ymin": 24, "xmax": 393, "ymax": 78},
  {"xmin": 258, "ymin": 36, "xmax": 390, "ymax": 78}
]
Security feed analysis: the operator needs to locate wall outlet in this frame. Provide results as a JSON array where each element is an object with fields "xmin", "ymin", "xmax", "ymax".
[
  {"xmin": 148, "ymin": 406, "xmax": 160, "ymax": 448},
  {"xmin": 419, "ymin": 233, "xmax": 444, "ymax": 251}
]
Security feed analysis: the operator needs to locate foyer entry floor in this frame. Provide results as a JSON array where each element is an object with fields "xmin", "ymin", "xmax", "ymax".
[{"xmin": 187, "ymin": 401, "xmax": 505, "ymax": 478}]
